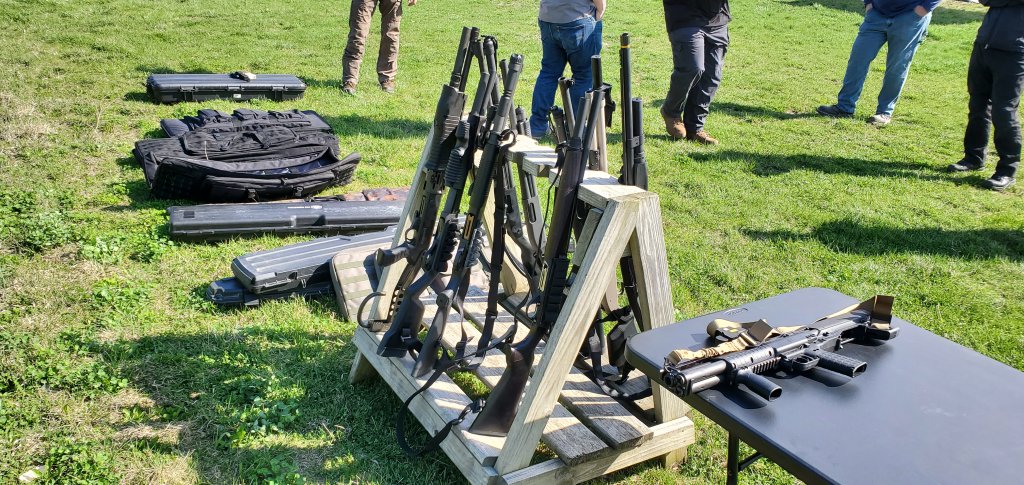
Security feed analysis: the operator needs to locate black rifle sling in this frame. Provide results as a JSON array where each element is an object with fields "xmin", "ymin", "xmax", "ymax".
[{"xmin": 395, "ymin": 321, "xmax": 515, "ymax": 457}]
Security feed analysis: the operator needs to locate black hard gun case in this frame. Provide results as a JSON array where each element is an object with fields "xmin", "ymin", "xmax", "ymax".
[
  {"xmin": 231, "ymin": 228, "xmax": 396, "ymax": 294},
  {"xmin": 145, "ymin": 74, "xmax": 306, "ymax": 104},
  {"xmin": 167, "ymin": 199, "xmax": 403, "ymax": 241}
]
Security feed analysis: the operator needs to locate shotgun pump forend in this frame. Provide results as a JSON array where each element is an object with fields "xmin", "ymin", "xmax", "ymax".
[{"xmin": 661, "ymin": 309, "xmax": 900, "ymax": 401}]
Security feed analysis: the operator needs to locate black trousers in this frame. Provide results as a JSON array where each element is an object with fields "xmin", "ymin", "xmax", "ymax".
[
  {"xmin": 663, "ymin": 25, "xmax": 729, "ymax": 133},
  {"xmin": 963, "ymin": 45, "xmax": 1024, "ymax": 177}
]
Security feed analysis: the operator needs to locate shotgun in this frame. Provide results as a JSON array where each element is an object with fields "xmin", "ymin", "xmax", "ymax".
[
  {"xmin": 413, "ymin": 54, "xmax": 525, "ymax": 377},
  {"xmin": 359, "ymin": 27, "xmax": 472, "ymax": 332},
  {"xmin": 469, "ymin": 88, "xmax": 604, "ymax": 437},
  {"xmin": 376, "ymin": 36, "xmax": 494, "ymax": 357}
]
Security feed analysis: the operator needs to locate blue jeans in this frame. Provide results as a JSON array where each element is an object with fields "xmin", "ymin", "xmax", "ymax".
[
  {"xmin": 529, "ymin": 16, "xmax": 603, "ymax": 136},
  {"xmin": 836, "ymin": 9, "xmax": 931, "ymax": 116}
]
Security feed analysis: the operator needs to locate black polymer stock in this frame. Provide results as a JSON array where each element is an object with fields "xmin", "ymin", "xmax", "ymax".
[
  {"xmin": 359, "ymin": 27, "xmax": 472, "ymax": 334},
  {"xmin": 413, "ymin": 54, "xmax": 525, "ymax": 377},
  {"xmin": 470, "ymin": 87, "xmax": 605, "ymax": 437},
  {"xmin": 662, "ymin": 307, "xmax": 900, "ymax": 401},
  {"xmin": 376, "ymin": 32, "xmax": 495, "ymax": 358}
]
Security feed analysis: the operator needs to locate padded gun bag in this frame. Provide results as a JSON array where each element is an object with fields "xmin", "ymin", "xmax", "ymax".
[
  {"xmin": 134, "ymin": 128, "xmax": 359, "ymax": 202},
  {"xmin": 167, "ymin": 198, "xmax": 403, "ymax": 241},
  {"xmin": 146, "ymin": 73, "xmax": 306, "ymax": 104},
  {"xmin": 160, "ymin": 108, "xmax": 332, "ymax": 138},
  {"xmin": 231, "ymin": 228, "xmax": 397, "ymax": 294}
]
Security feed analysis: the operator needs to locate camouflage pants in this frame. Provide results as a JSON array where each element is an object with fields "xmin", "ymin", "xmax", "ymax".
[{"xmin": 342, "ymin": 0, "xmax": 402, "ymax": 85}]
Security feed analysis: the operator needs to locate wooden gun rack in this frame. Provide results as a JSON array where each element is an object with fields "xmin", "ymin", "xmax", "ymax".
[{"xmin": 342, "ymin": 133, "xmax": 694, "ymax": 484}]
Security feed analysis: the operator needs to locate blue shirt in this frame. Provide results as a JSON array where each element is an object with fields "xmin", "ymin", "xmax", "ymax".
[{"xmin": 865, "ymin": 0, "xmax": 941, "ymax": 17}]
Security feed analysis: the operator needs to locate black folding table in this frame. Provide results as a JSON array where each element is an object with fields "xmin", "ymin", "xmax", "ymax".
[{"xmin": 626, "ymin": 287, "xmax": 1024, "ymax": 485}]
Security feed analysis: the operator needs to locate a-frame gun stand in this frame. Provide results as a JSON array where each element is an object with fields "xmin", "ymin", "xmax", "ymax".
[{"xmin": 344, "ymin": 134, "xmax": 693, "ymax": 484}]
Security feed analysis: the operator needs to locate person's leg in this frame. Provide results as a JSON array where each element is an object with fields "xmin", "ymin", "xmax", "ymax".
[
  {"xmin": 962, "ymin": 44, "xmax": 993, "ymax": 167},
  {"xmin": 376, "ymin": 0, "xmax": 402, "ymax": 85},
  {"xmin": 875, "ymin": 10, "xmax": 931, "ymax": 116},
  {"xmin": 662, "ymin": 27, "xmax": 704, "ymax": 119},
  {"xmin": 343, "ymin": 0, "xmax": 378, "ymax": 86},
  {"xmin": 562, "ymin": 17, "xmax": 602, "ymax": 107},
  {"xmin": 988, "ymin": 49, "xmax": 1024, "ymax": 178},
  {"xmin": 835, "ymin": 10, "xmax": 887, "ymax": 114},
  {"xmin": 530, "ymin": 20, "xmax": 570, "ymax": 136},
  {"xmin": 683, "ymin": 25, "xmax": 728, "ymax": 134}
]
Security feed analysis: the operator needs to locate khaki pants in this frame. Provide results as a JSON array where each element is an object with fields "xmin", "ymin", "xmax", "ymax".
[{"xmin": 343, "ymin": 0, "xmax": 402, "ymax": 85}]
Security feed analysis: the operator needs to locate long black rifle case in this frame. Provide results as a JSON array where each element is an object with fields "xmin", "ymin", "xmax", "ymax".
[
  {"xmin": 207, "ymin": 278, "xmax": 334, "ymax": 307},
  {"xmin": 231, "ymin": 228, "xmax": 397, "ymax": 294},
  {"xmin": 146, "ymin": 74, "xmax": 306, "ymax": 104},
  {"xmin": 167, "ymin": 199, "xmax": 403, "ymax": 241}
]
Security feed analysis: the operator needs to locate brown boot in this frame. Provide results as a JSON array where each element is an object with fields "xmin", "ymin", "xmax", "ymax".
[
  {"xmin": 687, "ymin": 129, "xmax": 719, "ymax": 146},
  {"xmin": 660, "ymin": 108, "xmax": 686, "ymax": 140}
]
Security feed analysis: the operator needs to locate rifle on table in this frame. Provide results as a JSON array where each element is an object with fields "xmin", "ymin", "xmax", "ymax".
[
  {"xmin": 413, "ymin": 54, "xmax": 525, "ymax": 377},
  {"xmin": 662, "ymin": 296, "xmax": 900, "ymax": 401},
  {"xmin": 469, "ymin": 86, "xmax": 605, "ymax": 437},
  {"xmin": 358, "ymin": 27, "xmax": 473, "ymax": 333},
  {"xmin": 375, "ymin": 33, "xmax": 494, "ymax": 357}
]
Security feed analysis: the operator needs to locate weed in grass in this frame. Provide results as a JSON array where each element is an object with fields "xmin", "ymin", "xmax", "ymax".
[{"xmin": 40, "ymin": 437, "xmax": 118, "ymax": 485}]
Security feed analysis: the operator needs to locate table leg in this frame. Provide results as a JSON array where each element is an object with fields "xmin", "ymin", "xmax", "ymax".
[{"xmin": 727, "ymin": 432, "xmax": 739, "ymax": 485}]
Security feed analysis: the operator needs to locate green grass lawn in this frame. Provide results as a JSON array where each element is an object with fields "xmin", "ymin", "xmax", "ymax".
[{"xmin": 1, "ymin": 0, "xmax": 1021, "ymax": 483}]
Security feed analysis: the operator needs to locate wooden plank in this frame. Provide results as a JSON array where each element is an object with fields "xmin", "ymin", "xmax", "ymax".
[
  {"xmin": 476, "ymin": 153, "xmax": 530, "ymax": 297},
  {"xmin": 494, "ymin": 194, "xmax": 642, "ymax": 474},
  {"xmin": 430, "ymin": 299, "xmax": 612, "ymax": 466},
  {"xmin": 367, "ymin": 128, "xmax": 434, "ymax": 323},
  {"xmin": 500, "ymin": 418, "xmax": 696, "ymax": 485},
  {"xmin": 460, "ymin": 287, "xmax": 650, "ymax": 452},
  {"xmin": 352, "ymin": 327, "xmax": 505, "ymax": 480},
  {"xmin": 348, "ymin": 350, "xmax": 378, "ymax": 384},
  {"xmin": 630, "ymin": 193, "xmax": 691, "ymax": 467}
]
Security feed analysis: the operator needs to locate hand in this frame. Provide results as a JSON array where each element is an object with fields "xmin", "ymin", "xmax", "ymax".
[
  {"xmin": 914, "ymin": 4, "xmax": 927, "ymax": 15},
  {"xmin": 407, "ymin": 0, "xmax": 417, "ymax": 5},
  {"xmin": 596, "ymin": 7, "xmax": 605, "ymax": 20},
  {"xmin": 865, "ymin": 3, "xmax": 873, "ymax": 10}
]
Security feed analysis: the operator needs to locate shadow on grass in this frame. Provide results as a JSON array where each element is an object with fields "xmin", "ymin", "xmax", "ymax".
[
  {"xmin": 689, "ymin": 149, "xmax": 946, "ymax": 179},
  {"xmin": 780, "ymin": 0, "xmax": 985, "ymax": 25},
  {"xmin": 744, "ymin": 218, "xmax": 1024, "ymax": 260},
  {"xmin": 715, "ymin": 102, "xmax": 820, "ymax": 120},
  {"xmin": 320, "ymin": 113, "xmax": 430, "ymax": 140},
  {"xmin": 102, "ymin": 324, "xmax": 460, "ymax": 483}
]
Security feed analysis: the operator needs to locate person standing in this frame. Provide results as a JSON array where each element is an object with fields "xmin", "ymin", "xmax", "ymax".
[
  {"xmin": 528, "ymin": 0, "xmax": 606, "ymax": 138},
  {"xmin": 660, "ymin": 0, "xmax": 731, "ymax": 145},
  {"xmin": 341, "ymin": 0, "xmax": 418, "ymax": 95},
  {"xmin": 947, "ymin": 0, "xmax": 1024, "ymax": 191},
  {"xmin": 816, "ymin": 0, "xmax": 939, "ymax": 126}
]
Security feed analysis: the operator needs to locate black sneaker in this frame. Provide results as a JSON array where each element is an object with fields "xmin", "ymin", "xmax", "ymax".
[
  {"xmin": 982, "ymin": 175, "xmax": 1015, "ymax": 191},
  {"xmin": 947, "ymin": 159, "xmax": 985, "ymax": 172},
  {"xmin": 817, "ymin": 104, "xmax": 854, "ymax": 118}
]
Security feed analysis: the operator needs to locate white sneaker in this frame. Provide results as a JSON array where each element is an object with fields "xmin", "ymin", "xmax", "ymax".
[{"xmin": 867, "ymin": 113, "xmax": 892, "ymax": 126}]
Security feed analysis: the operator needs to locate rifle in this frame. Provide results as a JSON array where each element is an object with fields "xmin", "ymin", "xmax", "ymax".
[
  {"xmin": 661, "ymin": 297, "xmax": 900, "ymax": 401},
  {"xmin": 413, "ymin": 54, "xmax": 525, "ymax": 377},
  {"xmin": 359, "ymin": 27, "xmax": 472, "ymax": 333},
  {"xmin": 375, "ymin": 35, "xmax": 494, "ymax": 357},
  {"xmin": 558, "ymin": 76, "xmax": 576, "ymax": 136},
  {"xmin": 602, "ymin": 33, "xmax": 651, "ymax": 385},
  {"xmin": 469, "ymin": 87, "xmax": 604, "ymax": 437}
]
